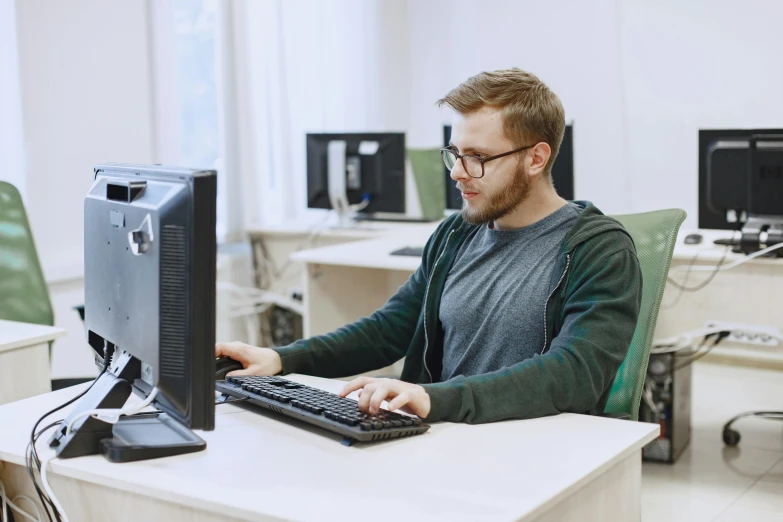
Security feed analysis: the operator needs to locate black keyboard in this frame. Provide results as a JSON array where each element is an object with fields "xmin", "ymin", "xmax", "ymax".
[
  {"xmin": 390, "ymin": 246, "xmax": 425, "ymax": 257},
  {"xmin": 216, "ymin": 376, "xmax": 430, "ymax": 445}
]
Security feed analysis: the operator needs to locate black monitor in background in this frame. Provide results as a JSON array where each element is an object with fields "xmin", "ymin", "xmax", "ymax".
[
  {"xmin": 699, "ymin": 128, "xmax": 783, "ymax": 230},
  {"xmin": 701, "ymin": 130, "xmax": 783, "ymax": 255},
  {"xmin": 443, "ymin": 125, "xmax": 461, "ymax": 212},
  {"xmin": 306, "ymin": 132, "xmax": 406, "ymax": 217},
  {"xmin": 443, "ymin": 124, "xmax": 574, "ymax": 211},
  {"xmin": 49, "ymin": 163, "xmax": 217, "ymax": 462},
  {"xmin": 555, "ymin": 125, "xmax": 575, "ymax": 201}
]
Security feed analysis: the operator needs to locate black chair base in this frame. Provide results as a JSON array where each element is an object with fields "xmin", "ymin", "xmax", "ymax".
[{"xmin": 722, "ymin": 411, "xmax": 783, "ymax": 447}]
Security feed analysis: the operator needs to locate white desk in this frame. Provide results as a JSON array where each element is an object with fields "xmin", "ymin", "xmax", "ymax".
[
  {"xmin": 0, "ymin": 320, "xmax": 66, "ymax": 404},
  {"xmin": 659, "ymin": 228, "xmax": 783, "ymax": 367},
  {"xmin": 291, "ymin": 228, "xmax": 783, "ymax": 368},
  {"xmin": 0, "ymin": 375, "xmax": 658, "ymax": 521},
  {"xmin": 245, "ymin": 219, "xmax": 439, "ymax": 346}
]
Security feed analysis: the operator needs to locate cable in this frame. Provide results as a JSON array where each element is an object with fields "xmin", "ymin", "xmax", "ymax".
[
  {"xmin": 12, "ymin": 495, "xmax": 42, "ymax": 522},
  {"xmin": 38, "ymin": 457, "xmax": 67, "ymax": 522},
  {"xmin": 272, "ymin": 208, "xmax": 338, "ymax": 283},
  {"xmin": 670, "ymin": 239, "xmax": 783, "ymax": 273},
  {"xmin": 65, "ymin": 388, "xmax": 159, "ymax": 436},
  {"xmin": 26, "ymin": 420, "xmax": 65, "ymax": 522},
  {"xmin": 0, "ymin": 479, "xmax": 42, "ymax": 522},
  {"xmin": 26, "ymin": 344, "xmax": 114, "ymax": 522},
  {"xmin": 651, "ymin": 326, "xmax": 733, "ymax": 353},
  {"xmin": 27, "ymin": 364, "xmax": 108, "ymax": 522},
  {"xmin": 663, "ymin": 236, "xmax": 734, "ymax": 310},
  {"xmin": 674, "ymin": 331, "xmax": 731, "ymax": 370}
]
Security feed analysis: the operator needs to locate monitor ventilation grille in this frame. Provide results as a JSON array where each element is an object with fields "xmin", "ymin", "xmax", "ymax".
[{"xmin": 160, "ymin": 225, "xmax": 188, "ymax": 377}]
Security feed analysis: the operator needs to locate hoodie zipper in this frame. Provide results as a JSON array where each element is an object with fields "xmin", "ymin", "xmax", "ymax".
[
  {"xmin": 541, "ymin": 253, "xmax": 571, "ymax": 355},
  {"xmin": 422, "ymin": 230, "xmax": 454, "ymax": 383}
]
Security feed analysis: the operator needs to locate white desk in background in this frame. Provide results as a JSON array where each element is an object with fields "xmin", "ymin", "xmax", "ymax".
[
  {"xmin": 245, "ymin": 218, "xmax": 439, "ymax": 290},
  {"xmin": 0, "ymin": 320, "xmax": 66, "ymax": 405},
  {"xmin": 0, "ymin": 375, "xmax": 658, "ymax": 522},
  {"xmin": 291, "ymin": 228, "xmax": 783, "ymax": 368},
  {"xmin": 658, "ymin": 228, "xmax": 783, "ymax": 367}
]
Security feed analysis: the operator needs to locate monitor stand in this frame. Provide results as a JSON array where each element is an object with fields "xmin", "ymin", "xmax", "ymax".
[
  {"xmin": 48, "ymin": 351, "xmax": 206, "ymax": 462},
  {"xmin": 738, "ymin": 215, "xmax": 783, "ymax": 257}
]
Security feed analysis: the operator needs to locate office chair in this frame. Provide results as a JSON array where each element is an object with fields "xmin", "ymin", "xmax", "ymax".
[
  {"xmin": 603, "ymin": 209, "xmax": 687, "ymax": 421},
  {"xmin": 722, "ymin": 410, "xmax": 783, "ymax": 446},
  {"xmin": 0, "ymin": 181, "xmax": 54, "ymax": 327}
]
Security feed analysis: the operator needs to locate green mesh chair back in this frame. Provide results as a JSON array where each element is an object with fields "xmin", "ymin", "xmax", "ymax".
[
  {"xmin": 0, "ymin": 181, "xmax": 54, "ymax": 326},
  {"xmin": 604, "ymin": 209, "xmax": 686, "ymax": 420}
]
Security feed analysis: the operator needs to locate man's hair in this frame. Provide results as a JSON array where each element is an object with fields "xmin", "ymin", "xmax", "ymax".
[{"xmin": 437, "ymin": 68, "xmax": 566, "ymax": 178}]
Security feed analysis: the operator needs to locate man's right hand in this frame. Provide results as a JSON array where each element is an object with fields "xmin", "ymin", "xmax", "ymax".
[{"xmin": 215, "ymin": 341, "xmax": 283, "ymax": 377}]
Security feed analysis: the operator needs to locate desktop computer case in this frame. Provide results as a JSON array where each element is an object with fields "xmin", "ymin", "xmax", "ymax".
[{"xmin": 640, "ymin": 352, "xmax": 692, "ymax": 463}]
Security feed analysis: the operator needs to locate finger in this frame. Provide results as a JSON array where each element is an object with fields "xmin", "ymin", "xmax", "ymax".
[
  {"xmin": 216, "ymin": 341, "xmax": 241, "ymax": 359},
  {"xmin": 387, "ymin": 392, "xmax": 410, "ymax": 412},
  {"xmin": 368, "ymin": 387, "xmax": 391, "ymax": 415},
  {"xmin": 358, "ymin": 383, "xmax": 379, "ymax": 412},
  {"xmin": 226, "ymin": 367, "xmax": 255, "ymax": 377},
  {"xmin": 339, "ymin": 377, "xmax": 374, "ymax": 397}
]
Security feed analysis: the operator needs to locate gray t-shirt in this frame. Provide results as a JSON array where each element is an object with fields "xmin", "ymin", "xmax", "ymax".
[{"xmin": 440, "ymin": 202, "xmax": 583, "ymax": 381}]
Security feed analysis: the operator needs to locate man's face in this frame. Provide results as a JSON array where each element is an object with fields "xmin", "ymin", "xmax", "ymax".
[{"xmin": 449, "ymin": 107, "xmax": 532, "ymax": 226}]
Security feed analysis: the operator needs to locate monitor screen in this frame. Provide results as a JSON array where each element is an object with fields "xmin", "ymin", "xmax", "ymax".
[
  {"xmin": 306, "ymin": 133, "xmax": 406, "ymax": 214},
  {"xmin": 699, "ymin": 129, "xmax": 783, "ymax": 230}
]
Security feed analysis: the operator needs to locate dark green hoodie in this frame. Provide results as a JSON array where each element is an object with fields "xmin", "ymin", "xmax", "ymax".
[{"xmin": 273, "ymin": 201, "xmax": 642, "ymax": 424}]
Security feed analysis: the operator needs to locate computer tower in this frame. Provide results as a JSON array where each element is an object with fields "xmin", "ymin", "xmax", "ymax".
[{"xmin": 640, "ymin": 352, "xmax": 692, "ymax": 463}]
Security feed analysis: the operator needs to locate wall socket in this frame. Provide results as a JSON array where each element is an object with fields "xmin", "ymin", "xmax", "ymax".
[{"xmin": 704, "ymin": 321, "xmax": 782, "ymax": 347}]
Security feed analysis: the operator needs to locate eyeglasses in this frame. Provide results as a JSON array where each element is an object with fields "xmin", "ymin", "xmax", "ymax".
[{"xmin": 440, "ymin": 144, "xmax": 536, "ymax": 179}]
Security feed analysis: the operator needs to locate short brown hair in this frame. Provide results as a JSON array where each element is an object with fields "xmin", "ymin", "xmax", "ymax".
[{"xmin": 438, "ymin": 68, "xmax": 566, "ymax": 178}]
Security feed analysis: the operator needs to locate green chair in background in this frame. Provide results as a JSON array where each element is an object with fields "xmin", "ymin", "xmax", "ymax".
[
  {"xmin": 604, "ymin": 209, "xmax": 687, "ymax": 421},
  {"xmin": 407, "ymin": 148, "xmax": 446, "ymax": 220},
  {"xmin": 0, "ymin": 181, "xmax": 54, "ymax": 327}
]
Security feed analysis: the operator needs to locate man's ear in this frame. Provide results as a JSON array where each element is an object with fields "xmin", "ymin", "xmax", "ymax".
[{"xmin": 527, "ymin": 142, "xmax": 552, "ymax": 177}]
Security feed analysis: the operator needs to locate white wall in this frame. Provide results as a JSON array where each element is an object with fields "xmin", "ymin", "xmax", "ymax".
[
  {"xmin": 619, "ymin": 0, "xmax": 783, "ymax": 223},
  {"xmin": 406, "ymin": 0, "xmax": 632, "ymax": 214},
  {"xmin": 405, "ymin": 0, "xmax": 783, "ymax": 226},
  {"xmin": 15, "ymin": 0, "xmax": 155, "ymax": 378}
]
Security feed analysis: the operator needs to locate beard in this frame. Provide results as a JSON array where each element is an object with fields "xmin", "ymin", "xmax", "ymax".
[{"xmin": 459, "ymin": 164, "xmax": 532, "ymax": 225}]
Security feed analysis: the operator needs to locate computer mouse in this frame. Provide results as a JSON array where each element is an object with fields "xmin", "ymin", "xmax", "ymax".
[
  {"xmin": 215, "ymin": 356, "xmax": 244, "ymax": 380},
  {"xmin": 684, "ymin": 233, "xmax": 703, "ymax": 245}
]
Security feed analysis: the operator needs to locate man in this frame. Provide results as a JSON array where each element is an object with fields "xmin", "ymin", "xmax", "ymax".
[{"xmin": 216, "ymin": 68, "xmax": 642, "ymax": 424}]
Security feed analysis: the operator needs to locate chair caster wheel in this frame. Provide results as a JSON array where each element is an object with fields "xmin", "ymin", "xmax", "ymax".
[{"xmin": 723, "ymin": 428, "xmax": 741, "ymax": 447}]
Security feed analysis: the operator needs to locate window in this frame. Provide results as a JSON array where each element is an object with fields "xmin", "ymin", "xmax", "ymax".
[
  {"xmin": 151, "ymin": 0, "xmax": 226, "ymax": 239},
  {"xmin": 0, "ymin": 0, "xmax": 26, "ymax": 197}
]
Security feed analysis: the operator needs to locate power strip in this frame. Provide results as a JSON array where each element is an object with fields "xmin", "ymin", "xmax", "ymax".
[{"xmin": 704, "ymin": 321, "xmax": 782, "ymax": 347}]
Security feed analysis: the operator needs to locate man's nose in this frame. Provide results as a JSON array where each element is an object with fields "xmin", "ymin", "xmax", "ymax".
[{"xmin": 450, "ymin": 160, "xmax": 470, "ymax": 182}]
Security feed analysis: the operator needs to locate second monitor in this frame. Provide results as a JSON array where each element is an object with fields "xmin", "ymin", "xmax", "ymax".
[{"xmin": 306, "ymin": 132, "xmax": 434, "ymax": 222}]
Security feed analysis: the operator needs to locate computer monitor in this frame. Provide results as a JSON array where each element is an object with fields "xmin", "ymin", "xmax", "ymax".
[
  {"xmin": 701, "ymin": 130, "xmax": 783, "ymax": 255},
  {"xmin": 699, "ymin": 128, "xmax": 783, "ymax": 230},
  {"xmin": 49, "ymin": 163, "xmax": 217, "ymax": 461},
  {"xmin": 306, "ymin": 132, "xmax": 410, "ymax": 220},
  {"xmin": 443, "ymin": 124, "xmax": 574, "ymax": 212}
]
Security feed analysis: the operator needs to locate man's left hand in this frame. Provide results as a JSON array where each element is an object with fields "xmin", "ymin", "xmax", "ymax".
[{"xmin": 339, "ymin": 377, "xmax": 431, "ymax": 418}]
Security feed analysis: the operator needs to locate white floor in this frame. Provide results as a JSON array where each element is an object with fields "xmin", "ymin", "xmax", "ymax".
[{"xmin": 642, "ymin": 361, "xmax": 783, "ymax": 522}]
